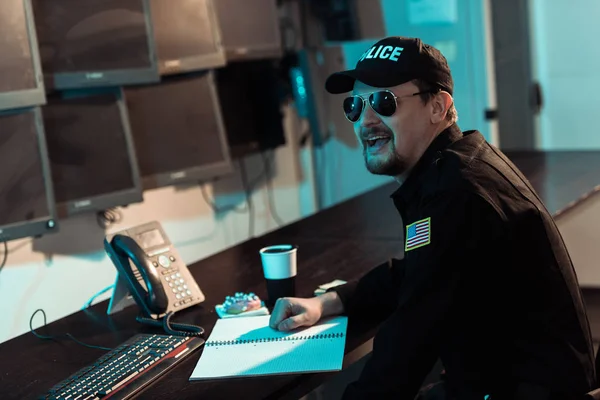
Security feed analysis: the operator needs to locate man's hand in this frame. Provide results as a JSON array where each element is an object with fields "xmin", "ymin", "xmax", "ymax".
[
  {"xmin": 269, "ymin": 292, "xmax": 345, "ymax": 332},
  {"xmin": 269, "ymin": 297, "xmax": 323, "ymax": 332}
]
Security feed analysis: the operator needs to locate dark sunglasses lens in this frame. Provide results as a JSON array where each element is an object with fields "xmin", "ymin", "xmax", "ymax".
[
  {"xmin": 343, "ymin": 96, "xmax": 363, "ymax": 122},
  {"xmin": 370, "ymin": 91, "xmax": 396, "ymax": 117}
]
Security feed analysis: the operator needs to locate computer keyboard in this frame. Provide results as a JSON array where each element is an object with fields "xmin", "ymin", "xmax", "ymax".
[{"xmin": 39, "ymin": 333, "xmax": 205, "ymax": 400}]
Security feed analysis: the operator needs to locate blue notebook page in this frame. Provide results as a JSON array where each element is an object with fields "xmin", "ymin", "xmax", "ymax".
[{"xmin": 189, "ymin": 315, "xmax": 348, "ymax": 380}]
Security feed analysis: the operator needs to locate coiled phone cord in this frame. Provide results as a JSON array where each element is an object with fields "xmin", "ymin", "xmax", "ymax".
[{"xmin": 136, "ymin": 312, "xmax": 205, "ymax": 337}]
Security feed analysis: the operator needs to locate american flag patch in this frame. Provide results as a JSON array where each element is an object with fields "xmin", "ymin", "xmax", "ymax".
[{"xmin": 405, "ymin": 217, "xmax": 431, "ymax": 251}]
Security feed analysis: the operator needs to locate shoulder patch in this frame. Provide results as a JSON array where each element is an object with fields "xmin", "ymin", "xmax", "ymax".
[{"xmin": 405, "ymin": 217, "xmax": 431, "ymax": 251}]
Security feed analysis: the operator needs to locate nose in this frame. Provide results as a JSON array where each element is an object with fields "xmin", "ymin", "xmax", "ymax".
[{"xmin": 358, "ymin": 102, "xmax": 380, "ymax": 126}]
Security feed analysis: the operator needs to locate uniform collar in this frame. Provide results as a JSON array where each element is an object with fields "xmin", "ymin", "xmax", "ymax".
[{"xmin": 390, "ymin": 123, "xmax": 463, "ymax": 203}]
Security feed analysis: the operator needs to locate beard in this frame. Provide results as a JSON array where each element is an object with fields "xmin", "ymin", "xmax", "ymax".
[
  {"xmin": 361, "ymin": 126, "xmax": 408, "ymax": 176},
  {"xmin": 364, "ymin": 146, "xmax": 407, "ymax": 176}
]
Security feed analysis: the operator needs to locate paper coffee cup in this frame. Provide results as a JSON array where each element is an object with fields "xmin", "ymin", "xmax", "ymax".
[{"xmin": 259, "ymin": 244, "xmax": 297, "ymax": 280}]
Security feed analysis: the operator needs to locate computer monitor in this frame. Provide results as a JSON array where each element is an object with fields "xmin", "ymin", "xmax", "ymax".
[
  {"xmin": 124, "ymin": 71, "xmax": 233, "ymax": 190},
  {"xmin": 31, "ymin": 0, "xmax": 160, "ymax": 90},
  {"xmin": 0, "ymin": 107, "xmax": 58, "ymax": 242},
  {"xmin": 215, "ymin": 60, "xmax": 286, "ymax": 158},
  {"xmin": 213, "ymin": 0, "xmax": 282, "ymax": 61},
  {"xmin": 0, "ymin": 0, "xmax": 46, "ymax": 112},
  {"xmin": 149, "ymin": 0, "xmax": 226, "ymax": 75},
  {"xmin": 41, "ymin": 88, "xmax": 143, "ymax": 218}
]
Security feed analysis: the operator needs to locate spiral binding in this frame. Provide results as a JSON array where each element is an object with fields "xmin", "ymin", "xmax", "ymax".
[{"xmin": 206, "ymin": 332, "xmax": 344, "ymax": 347}]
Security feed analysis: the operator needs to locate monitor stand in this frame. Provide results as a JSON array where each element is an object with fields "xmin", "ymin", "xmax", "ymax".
[{"xmin": 106, "ymin": 273, "xmax": 138, "ymax": 315}]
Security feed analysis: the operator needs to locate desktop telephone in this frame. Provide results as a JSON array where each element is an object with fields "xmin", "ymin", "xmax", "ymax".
[{"xmin": 104, "ymin": 221, "xmax": 206, "ymax": 336}]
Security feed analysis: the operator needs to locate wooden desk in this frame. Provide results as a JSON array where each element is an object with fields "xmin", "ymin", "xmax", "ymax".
[
  {"xmin": 0, "ymin": 237, "xmax": 402, "ymax": 400},
  {"xmin": 274, "ymin": 182, "xmax": 402, "ymax": 241},
  {"xmin": 503, "ymin": 150, "xmax": 600, "ymax": 218}
]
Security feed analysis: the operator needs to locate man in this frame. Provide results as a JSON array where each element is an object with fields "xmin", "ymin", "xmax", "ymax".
[{"xmin": 269, "ymin": 36, "xmax": 597, "ymax": 399}]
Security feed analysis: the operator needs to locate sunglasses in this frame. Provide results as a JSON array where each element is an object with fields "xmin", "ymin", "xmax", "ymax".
[{"xmin": 342, "ymin": 89, "xmax": 437, "ymax": 123}]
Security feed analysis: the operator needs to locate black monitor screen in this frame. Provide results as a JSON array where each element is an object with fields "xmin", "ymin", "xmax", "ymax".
[
  {"xmin": 151, "ymin": 0, "xmax": 221, "ymax": 64},
  {"xmin": 0, "ymin": 0, "xmax": 37, "ymax": 93},
  {"xmin": 32, "ymin": 0, "xmax": 154, "ymax": 74},
  {"xmin": 125, "ymin": 72, "xmax": 229, "ymax": 179},
  {"xmin": 213, "ymin": 0, "xmax": 281, "ymax": 59},
  {"xmin": 0, "ymin": 110, "xmax": 51, "ymax": 227},
  {"xmin": 42, "ymin": 91, "xmax": 136, "ymax": 204},
  {"xmin": 216, "ymin": 60, "xmax": 285, "ymax": 157}
]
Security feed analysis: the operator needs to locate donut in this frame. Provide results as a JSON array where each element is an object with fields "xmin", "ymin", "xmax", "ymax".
[{"xmin": 223, "ymin": 292, "xmax": 262, "ymax": 314}]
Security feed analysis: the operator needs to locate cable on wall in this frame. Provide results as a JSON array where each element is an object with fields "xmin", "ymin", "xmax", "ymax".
[
  {"xmin": 238, "ymin": 158, "xmax": 255, "ymax": 238},
  {"xmin": 0, "ymin": 241, "xmax": 7, "ymax": 275},
  {"xmin": 30, "ymin": 309, "xmax": 112, "ymax": 351},
  {"xmin": 96, "ymin": 208, "xmax": 123, "ymax": 229},
  {"xmin": 261, "ymin": 151, "xmax": 285, "ymax": 227}
]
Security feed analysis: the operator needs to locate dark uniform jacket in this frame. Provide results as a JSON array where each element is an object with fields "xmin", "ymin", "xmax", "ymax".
[{"xmin": 331, "ymin": 124, "xmax": 596, "ymax": 399}]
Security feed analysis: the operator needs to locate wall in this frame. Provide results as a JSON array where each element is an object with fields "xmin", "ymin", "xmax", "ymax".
[
  {"xmin": 529, "ymin": 0, "xmax": 600, "ymax": 150},
  {"xmin": 490, "ymin": 0, "xmax": 537, "ymax": 150}
]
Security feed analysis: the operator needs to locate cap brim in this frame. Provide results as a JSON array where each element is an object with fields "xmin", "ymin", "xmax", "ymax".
[
  {"xmin": 325, "ymin": 70, "xmax": 362, "ymax": 94},
  {"xmin": 326, "ymin": 69, "xmax": 378, "ymax": 94},
  {"xmin": 325, "ymin": 69, "xmax": 413, "ymax": 94}
]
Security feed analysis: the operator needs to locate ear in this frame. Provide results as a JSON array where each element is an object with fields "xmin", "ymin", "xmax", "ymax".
[{"xmin": 430, "ymin": 92, "xmax": 453, "ymax": 124}]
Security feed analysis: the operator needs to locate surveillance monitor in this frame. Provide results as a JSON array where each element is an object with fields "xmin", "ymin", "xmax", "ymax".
[
  {"xmin": 213, "ymin": 0, "xmax": 283, "ymax": 61},
  {"xmin": 124, "ymin": 71, "xmax": 233, "ymax": 190},
  {"xmin": 41, "ymin": 88, "xmax": 143, "ymax": 218},
  {"xmin": 150, "ymin": 0, "xmax": 226, "ymax": 75},
  {"xmin": 0, "ymin": 107, "xmax": 58, "ymax": 242},
  {"xmin": 0, "ymin": 0, "xmax": 46, "ymax": 111},
  {"xmin": 215, "ymin": 60, "xmax": 286, "ymax": 158},
  {"xmin": 31, "ymin": 0, "xmax": 160, "ymax": 90}
]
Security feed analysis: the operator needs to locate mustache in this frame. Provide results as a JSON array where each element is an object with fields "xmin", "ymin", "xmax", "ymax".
[{"xmin": 360, "ymin": 126, "xmax": 393, "ymax": 141}]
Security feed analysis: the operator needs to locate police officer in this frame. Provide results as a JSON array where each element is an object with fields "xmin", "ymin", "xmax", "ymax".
[{"xmin": 269, "ymin": 36, "xmax": 596, "ymax": 399}]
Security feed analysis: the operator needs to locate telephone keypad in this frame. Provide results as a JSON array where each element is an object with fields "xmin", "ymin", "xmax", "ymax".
[{"xmin": 160, "ymin": 253, "xmax": 197, "ymax": 308}]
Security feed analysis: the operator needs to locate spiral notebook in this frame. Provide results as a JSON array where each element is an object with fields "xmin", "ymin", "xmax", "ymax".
[{"xmin": 189, "ymin": 315, "xmax": 348, "ymax": 380}]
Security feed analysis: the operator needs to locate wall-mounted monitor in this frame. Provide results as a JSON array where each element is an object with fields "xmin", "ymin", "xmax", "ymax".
[
  {"xmin": 213, "ymin": 0, "xmax": 282, "ymax": 61},
  {"xmin": 0, "ymin": 0, "xmax": 46, "ymax": 112},
  {"xmin": 41, "ymin": 88, "xmax": 143, "ymax": 218},
  {"xmin": 150, "ymin": 0, "xmax": 226, "ymax": 75},
  {"xmin": 0, "ymin": 107, "xmax": 58, "ymax": 242},
  {"xmin": 31, "ymin": 0, "xmax": 160, "ymax": 90},
  {"xmin": 124, "ymin": 71, "xmax": 233, "ymax": 190},
  {"xmin": 215, "ymin": 60, "xmax": 286, "ymax": 158}
]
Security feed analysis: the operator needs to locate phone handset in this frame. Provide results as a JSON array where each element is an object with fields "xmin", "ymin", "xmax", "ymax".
[{"xmin": 110, "ymin": 234, "xmax": 169, "ymax": 316}]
